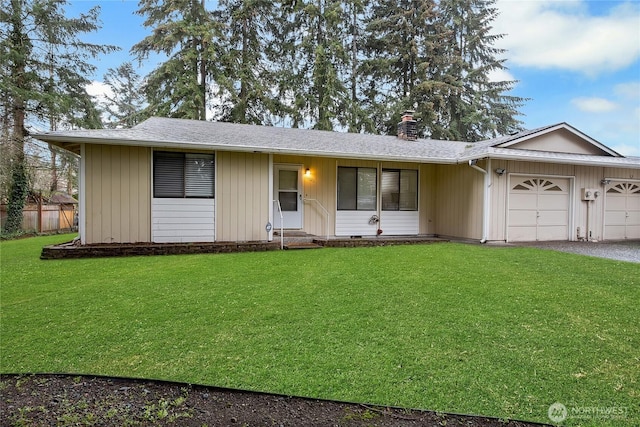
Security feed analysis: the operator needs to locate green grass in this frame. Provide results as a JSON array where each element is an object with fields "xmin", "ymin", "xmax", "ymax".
[{"xmin": 1, "ymin": 235, "xmax": 638, "ymax": 426}]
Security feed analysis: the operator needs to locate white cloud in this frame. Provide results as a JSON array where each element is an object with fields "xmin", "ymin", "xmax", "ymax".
[
  {"xmin": 570, "ymin": 98, "xmax": 639, "ymax": 156},
  {"xmin": 571, "ymin": 96, "xmax": 618, "ymax": 112},
  {"xmin": 494, "ymin": 1, "xmax": 640, "ymax": 75},
  {"xmin": 488, "ymin": 67, "xmax": 515, "ymax": 83},
  {"xmin": 85, "ymin": 80, "xmax": 113, "ymax": 102},
  {"xmin": 610, "ymin": 142, "xmax": 640, "ymax": 157},
  {"xmin": 614, "ymin": 82, "xmax": 640, "ymax": 100}
]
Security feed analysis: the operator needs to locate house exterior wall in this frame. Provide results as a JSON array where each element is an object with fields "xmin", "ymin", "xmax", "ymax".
[
  {"xmin": 511, "ymin": 129, "xmax": 610, "ymax": 155},
  {"xmin": 81, "ymin": 144, "xmax": 637, "ymax": 245},
  {"xmin": 216, "ymin": 151, "xmax": 270, "ymax": 241},
  {"xmin": 272, "ymin": 156, "xmax": 436, "ymax": 237},
  {"xmin": 273, "ymin": 155, "xmax": 337, "ymax": 237},
  {"xmin": 84, "ymin": 144, "xmax": 151, "ymax": 244},
  {"xmin": 152, "ymin": 198, "xmax": 215, "ymax": 243},
  {"xmin": 419, "ymin": 164, "xmax": 437, "ymax": 235},
  {"xmin": 433, "ymin": 163, "xmax": 484, "ymax": 240},
  {"xmin": 489, "ymin": 161, "xmax": 639, "ymax": 241},
  {"xmin": 377, "ymin": 161, "xmax": 423, "ymax": 236}
]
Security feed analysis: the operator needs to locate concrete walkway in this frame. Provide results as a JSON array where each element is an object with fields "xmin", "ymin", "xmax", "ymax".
[{"xmin": 513, "ymin": 240, "xmax": 640, "ymax": 263}]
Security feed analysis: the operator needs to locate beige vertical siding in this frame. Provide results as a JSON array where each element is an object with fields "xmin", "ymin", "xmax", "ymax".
[
  {"xmin": 84, "ymin": 144, "xmax": 151, "ymax": 243},
  {"xmin": 216, "ymin": 151, "xmax": 269, "ymax": 241},
  {"xmin": 419, "ymin": 164, "xmax": 436, "ymax": 235},
  {"xmin": 489, "ymin": 162, "xmax": 640, "ymax": 241},
  {"xmin": 434, "ymin": 163, "xmax": 484, "ymax": 240},
  {"xmin": 488, "ymin": 160, "xmax": 508, "ymax": 241},
  {"xmin": 603, "ymin": 167, "xmax": 639, "ymax": 181}
]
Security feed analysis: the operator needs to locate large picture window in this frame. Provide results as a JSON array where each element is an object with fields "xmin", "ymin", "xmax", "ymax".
[
  {"xmin": 153, "ymin": 151, "xmax": 214, "ymax": 198},
  {"xmin": 337, "ymin": 167, "xmax": 377, "ymax": 210},
  {"xmin": 382, "ymin": 169, "xmax": 418, "ymax": 211}
]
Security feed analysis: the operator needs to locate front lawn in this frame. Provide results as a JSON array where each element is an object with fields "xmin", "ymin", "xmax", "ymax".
[{"xmin": 1, "ymin": 235, "xmax": 638, "ymax": 425}]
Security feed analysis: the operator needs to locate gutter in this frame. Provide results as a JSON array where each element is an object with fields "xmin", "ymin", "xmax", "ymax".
[
  {"xmin": 32, "ymin": 134, "xmax": 461, "ymax": 165},
  {"xmin": 458, "ymin": 151, "xmax": 640, "ymax": 169},
  {"xmin": 468, "ymin": 159, "xmax": 491, "ymax": 244}
]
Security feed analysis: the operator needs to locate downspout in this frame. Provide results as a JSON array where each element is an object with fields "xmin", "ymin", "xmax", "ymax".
[
  {"xmin": 267, "ymin": 154, "xmax": 274, "ymax": 242},
  {"xmin": 468, "ymin": 159, "xmax": 491, "ymax": 244},
  {"xmin": 79, "ymin": 144, "xmax": 86, "ymax": 244}
]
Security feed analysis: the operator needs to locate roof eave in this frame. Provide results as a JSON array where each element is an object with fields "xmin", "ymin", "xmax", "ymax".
[
  {"xmin": 33, "ymin": 134, "xmax": 458, "ymax": 164},
  {"xmin": 495, "ymin": 123, "xmax": 622, "ymax": 157},
  {"xmin": 464, "ymin": 152, "xmax": 640, "ymax": 169}
]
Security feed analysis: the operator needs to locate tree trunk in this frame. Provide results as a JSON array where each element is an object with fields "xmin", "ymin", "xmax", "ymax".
[
  {"xmin": 237, "ymin": 17, "xmax": 249, "ymax": 123},
  {"xmin": 349, "ymin": 4, "xmax": 358, "ymax": 132},
  {"xmin": 5, "ymin": 3, "xmax": 29, "ymax": 233},
  {"xmin": 198, "ymin": 0, "xmax": 207, "ymax": 121},
  {"xmin": 50, "ymin": 146, "xmax": 58, "ymax": 192}
]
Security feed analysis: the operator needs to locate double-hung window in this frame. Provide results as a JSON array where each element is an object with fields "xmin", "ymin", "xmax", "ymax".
[
  {"xmin": 337, "ymin": 167, "xmax": 377, "ymax": 210},
  {"xmin": 153, "ymin": 151, "xmax": 215, "ymax": 198},
  {"xmin": 382, "ymin": 169, "xmax": 418, "ymax": 211}
]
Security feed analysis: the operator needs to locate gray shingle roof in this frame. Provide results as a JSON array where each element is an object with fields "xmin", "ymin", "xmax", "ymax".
[{"xmin": 32, "ymin": 117, "xmax": 640, "ymax": 169}]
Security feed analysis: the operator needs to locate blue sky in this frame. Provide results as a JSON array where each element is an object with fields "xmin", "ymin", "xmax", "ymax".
[{"xmin": 72, "ymin": 0, "xmax": 640, "ymax": 156}]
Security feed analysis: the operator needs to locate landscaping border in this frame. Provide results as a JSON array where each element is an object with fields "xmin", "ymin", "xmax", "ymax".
[{"xmin": 41, "ymin": 240, "xmax": 280, "ymax": 259}]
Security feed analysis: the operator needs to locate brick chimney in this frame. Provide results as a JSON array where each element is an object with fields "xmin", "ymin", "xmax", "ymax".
[{"xmin": 397, "ymin": 110, "xmax": 417, "ymax": 141}]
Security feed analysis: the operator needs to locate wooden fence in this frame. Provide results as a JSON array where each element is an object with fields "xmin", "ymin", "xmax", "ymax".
[{"xmin": 0, "ymin": 203, "xmax": 76, "ymax": 233}]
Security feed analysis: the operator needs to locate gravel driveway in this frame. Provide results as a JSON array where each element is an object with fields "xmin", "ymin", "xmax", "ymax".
[{"xmin": 514, "ymin": 240, "xmax": 640, "ymax": 263}]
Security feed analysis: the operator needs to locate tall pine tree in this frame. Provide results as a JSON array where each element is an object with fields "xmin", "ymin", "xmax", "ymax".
[
  {"xmin": 435, "ymin": 0, "xmax": 525, "ymax": 141},
  {"xmin": 101, "ymin": 62, "xmax": 147, "ymax": 128},
  {"xmin": 344, "ymin": 0, "xmax": 372, "ymax": 133},
  {"xmin": 272, "ymin": 0, "xmax": 349, "ymax": 130},
  {"xmin": 361, "ymin": 0, "xmax": 447, "ymax": 136},
  {"xmin": 0, "ymin": 0, "xmax": 115, "ymax": 232},
  {"xmin": 215, "ymin": 0, "xmax": 273, "ymax": 125},
  {"xmin": 132, "ymin": 0, "xmax": 222, "ymax": 121}
]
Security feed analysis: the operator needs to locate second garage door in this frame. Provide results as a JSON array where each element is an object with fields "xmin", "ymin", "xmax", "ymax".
[
  {"xmin": 604, "ymin": 182, "xmax": 640, "ymax": 240},
  {"xmin": 508, "ymin": 176, "xmax": 571, "ymax": 242}
]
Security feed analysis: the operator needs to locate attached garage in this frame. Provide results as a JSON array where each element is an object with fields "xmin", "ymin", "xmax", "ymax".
[
  {"xmin": 507, "ymin": 176, "xmax": 571, "ymax": 242},
  {"xmin": 604, "ymin": 182, "xmax": 640, "ymax": 240}
]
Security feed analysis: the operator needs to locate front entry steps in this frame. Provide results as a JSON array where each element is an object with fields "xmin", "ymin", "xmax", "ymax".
[
  {"xmin": 274, "ymin": 231, "xmax": 324, "ymax": 250},
  {"xmin": 284, "ymin": 242, "xmax": 323, "ymax": 250}
]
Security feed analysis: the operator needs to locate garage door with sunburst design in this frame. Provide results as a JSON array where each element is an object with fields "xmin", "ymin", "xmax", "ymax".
[
  {"xmin": 605, "ymin": 182, "xmax": 640, "ymax": 240},
  {"xmin": 508, "ymin": 177, "xmax": 570, "ymax": 242}
]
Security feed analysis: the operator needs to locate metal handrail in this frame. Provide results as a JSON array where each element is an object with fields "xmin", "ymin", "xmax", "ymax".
[
  {"xmin": 303, "ymin": 198, "xmax": 330, "ymax": 241},
  {"xmin": 273, "ymin": 200, "xmax": 284, "ymax": 249}
]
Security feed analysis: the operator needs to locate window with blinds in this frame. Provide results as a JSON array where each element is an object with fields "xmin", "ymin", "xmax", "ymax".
[
  {"xmin": 337, "ymin": 167, "xmax": 377, "ymax": 210},
  {"xmin": 382, "ymin": 169, "xmax": 417, "ymax": 211},
  {"xmin": 153, "ymin": 152, "xmax": 214, "ymax": 198}
]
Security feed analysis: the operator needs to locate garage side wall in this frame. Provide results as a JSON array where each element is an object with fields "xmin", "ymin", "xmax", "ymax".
[
  {"xmin": 84, "ymin": 144, "xmax": 151, "ymax": 244},
  {"xmin": 434, "ymin": 163, "xmax": 484, "ymax": 240},
  {"xmin": 216, "ymin": 151, "xmax": 270, "ymax": 242}
]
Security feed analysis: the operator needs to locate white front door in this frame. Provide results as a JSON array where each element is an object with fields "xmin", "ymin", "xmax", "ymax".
[{"xmin": 274, "ymin": 165, "xmax": 303, "ymax": 229}]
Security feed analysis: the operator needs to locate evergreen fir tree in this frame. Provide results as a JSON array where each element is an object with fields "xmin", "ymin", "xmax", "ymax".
[
  {"xmin": 273, "ymin": 0, "xmax": 349, "ymax": 130},
  {"xmin": 0, "ymin": 0, "xmax": 115, "ymax": 233},
  {"xmin": 132, "ymin": 0, "xmax": 222, "ymax": 121},
  {"xmin": 344, "ymin": 0, "xmax": 373, "ymax": 133},
  {"xmin": 215, "ymin": 0, "xmax": 273, "ymax": 125},
  {"xmin": 101, "ymin": 62, "xmax": 147, "ymax": 128},
  {"xmin": 361, "ymin": 0, "xmax": 444, "ymax": 136},
  {"xmin": 436, "ymin": 0, "xmax": 526, "ymax": 141}
]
